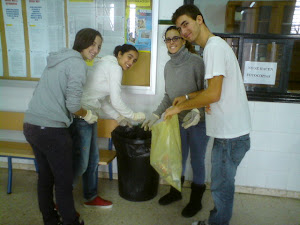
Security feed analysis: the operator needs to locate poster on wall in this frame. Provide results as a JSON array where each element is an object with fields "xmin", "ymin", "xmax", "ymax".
[
  {"xmin": 68, "ymin": 0, "xmax": 127, "ymax": 57},
  {"xmin": 2, "ymin": 0, "xmax": 25, "ymax": 50},
  {"xmin": 7, "ymin": 50, "xmax": 27, "ymax": 77},
  {"xmin": 2, "ymin": 0, "xmax": 24, "ymax": 24},
  {"xmin": 243, "ymin": 61, "xmax": 277, "ymax": 85},
  {"xmin": 26, "ymin": 0, "xmax": 66, "ymax": 78},
  {"xmin": 2, "ymin": 0, "xmax": 26, "ymax": 77},
  {"xmin": 26, "ymin": 0, "xmax": 47, "ymax": 52},
  {"xmin": 27, "ymin": 0, "xmax": 46, "ymax": 24},
  {"xmin": 95, "ymin": 0, "xmax": 125, "ymax": 57},
  {"xmin": 125, "ymin": 0, "xmax": 152, "ymax": 52},
  {"xmin": 67, "ymin": 0, "xmax": 96, "ymax": 48}
]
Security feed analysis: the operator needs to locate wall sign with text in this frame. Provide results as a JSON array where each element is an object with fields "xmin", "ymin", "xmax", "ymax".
[{"xmin": 243, "ymin": 61, "xmax": 277, "ymax": 85}]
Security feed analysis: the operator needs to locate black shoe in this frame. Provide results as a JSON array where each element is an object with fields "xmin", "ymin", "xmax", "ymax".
[
  {"xmin": 159, "ymin": 176, "xmax": 185, "ymax": 206},
  {"xmin": 158, "ymin": 186, "xmax": 182, "ymax": 205},
  {"xmin": 181, "ymin": 183, "xmax": 206, "ymax": 218},
  {"xmin": 182, "ymin": 201, "xmax": 201, "ymax": 218}
]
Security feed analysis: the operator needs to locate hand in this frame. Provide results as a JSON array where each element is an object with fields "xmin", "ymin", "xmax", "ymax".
[
  {"xmin": 116, "ymin": 115, "xmax": 133, "ymax": 127},
  {"xmin": 205, "ymin": 105, "xmax": 212, "ymax": 115},
  {"xmin": 164, "ymin": 106, "xmax": 181, "ymax": 120},
  {"xmin": 173, "ymin": 96, "xmax": 186, "ymax": 106},
  {"xmin": 132, "ymin": 112, "xmax": 146, "ymax": 123},
  {"xmin": 141, "ymin": 113, "xmax": 160, "ymax": 131},
  {"xmin": 83, "ymin": 110, "xmax": 98, "ymax": 124},
  {"xmin": 182, "ymin": 109, "xmax": 200, "ymax": 129}
]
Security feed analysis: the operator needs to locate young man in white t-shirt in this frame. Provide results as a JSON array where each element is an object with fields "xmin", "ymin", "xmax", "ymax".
[{"xmin": 164, "ymin": 4, "xmax": 251, "ymax": 225}]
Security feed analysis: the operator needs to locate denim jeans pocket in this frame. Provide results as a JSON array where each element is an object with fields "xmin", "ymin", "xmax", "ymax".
[{"xmin": 230, "ymin": 134, "xmax": 250, "ymax": 166}]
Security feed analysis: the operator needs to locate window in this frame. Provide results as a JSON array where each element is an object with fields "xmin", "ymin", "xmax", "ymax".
[{"xmin": 191, "ymin": 0, "xmax": 300, "ymax": 102}]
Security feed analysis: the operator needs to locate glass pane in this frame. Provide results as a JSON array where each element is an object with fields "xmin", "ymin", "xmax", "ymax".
[
  {"xmin": 223, "ymin": 37, "xmax": 239, "ymax": 57},
  {"xmin": 241, "ymin": 40, "xmax": 284, "ymax": 91},
  {"xmin": 225, "ymin": 1, "xmax": 299, "ymax": 35},
  {"xmin": 288, "ymin": 40, "xmax": 300, "ymax": 92}
]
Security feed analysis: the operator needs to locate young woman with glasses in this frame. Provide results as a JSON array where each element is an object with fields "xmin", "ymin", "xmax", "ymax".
[{"xmin": 142, "ymin": 25, "xmax": 209, "ymax": 218}]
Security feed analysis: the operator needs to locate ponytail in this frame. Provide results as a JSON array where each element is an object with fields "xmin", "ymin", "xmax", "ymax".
[{"xmin": 113, "ymin": 44, "xmax": 138, "ymax": 57}]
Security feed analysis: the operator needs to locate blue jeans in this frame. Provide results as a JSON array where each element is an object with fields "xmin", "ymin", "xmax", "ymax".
[
  {"xmin": 23, "ymin": 123, "xmax": 80, "ymax": 225},
  {"xmin": 70, "ymin": 118, "xmax": 99, "ymax": 201},
  {"xmin": 208, "ymin": 134, "xmax": 250, "ymax": 225},
  {"xmin": 180, "ymin": 121, "xmax": 209, "ymax": 185}
]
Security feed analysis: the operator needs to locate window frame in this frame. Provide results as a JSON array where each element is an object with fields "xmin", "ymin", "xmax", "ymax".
[{"xmin": 215, "ymin": 32, "xmax": 300, "ymax": 103}]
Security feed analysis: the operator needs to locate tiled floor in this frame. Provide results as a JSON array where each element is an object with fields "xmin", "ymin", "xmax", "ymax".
[{"xmin": 1, "ymin": 169, "xmax": 300, "ymax": 225}]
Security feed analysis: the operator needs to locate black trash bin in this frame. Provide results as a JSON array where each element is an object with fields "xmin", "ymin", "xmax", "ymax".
[{"xmin": 112, "ymin": 125, "xmax": 159, "ymax": 202}]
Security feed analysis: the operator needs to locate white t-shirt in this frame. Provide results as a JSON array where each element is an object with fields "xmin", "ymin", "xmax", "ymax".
[
  {"xmin": 203, "ymin": 36, "xmax": 251, "ymax": 138},
  {"xmin": 81, "ymin": 55, "xmax": 134, "ymax": 120}
]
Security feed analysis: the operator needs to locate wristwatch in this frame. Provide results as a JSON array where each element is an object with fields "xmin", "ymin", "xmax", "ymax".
[{"xmin": 185, "ymin": 94, "xmax": 189, "ymax": 100}]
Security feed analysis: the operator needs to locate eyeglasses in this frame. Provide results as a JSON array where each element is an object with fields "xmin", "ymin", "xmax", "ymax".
[{"xmin": 164, "ymin": 36, "xmax": 183, "ymax": 43}]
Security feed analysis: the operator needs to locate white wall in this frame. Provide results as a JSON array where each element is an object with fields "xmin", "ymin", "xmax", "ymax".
[
  {"xmin": 238, "ymin": 102, "xmax": 300, "ymax": 192},
  {"xmin": 1, "ymin": 0, "xmax": 299, "ymax": 195}
]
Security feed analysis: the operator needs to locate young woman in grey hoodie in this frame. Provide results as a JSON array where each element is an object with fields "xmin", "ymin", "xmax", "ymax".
[{"xmin": 23, "ymin": 28, "xmax": 102, "ymax": 225}]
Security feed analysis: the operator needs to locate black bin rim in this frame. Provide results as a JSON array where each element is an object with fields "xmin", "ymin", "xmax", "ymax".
[{"xmin": 111, "ymin": 129, "xmax": 151, "ymax": 145}]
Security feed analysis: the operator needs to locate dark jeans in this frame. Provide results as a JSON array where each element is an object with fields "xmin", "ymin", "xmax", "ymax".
[{"xmin": 23, "ymin": 123, "xmax": 80, "ymax": 225}]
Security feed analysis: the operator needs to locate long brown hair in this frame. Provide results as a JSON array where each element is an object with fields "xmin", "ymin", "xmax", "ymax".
[{"xmin": 164, "ymin": 26, "xmax": 196, "ymax": 54}]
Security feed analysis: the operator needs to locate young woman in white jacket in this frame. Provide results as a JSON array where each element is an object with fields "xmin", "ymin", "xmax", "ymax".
[{"xmin": 70, "ymin": 44, "xmax": 145, "ymax": 208}]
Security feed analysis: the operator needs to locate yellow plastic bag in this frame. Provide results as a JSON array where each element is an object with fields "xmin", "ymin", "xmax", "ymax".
[{"xmin": 150, "ymin": 115, "xmax": 182, "ymax": 191}]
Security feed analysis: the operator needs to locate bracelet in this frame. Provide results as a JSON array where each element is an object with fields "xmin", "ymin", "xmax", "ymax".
[{"xmin": 185, "ymin": 94, "xmax": 189, "ymax": 100}]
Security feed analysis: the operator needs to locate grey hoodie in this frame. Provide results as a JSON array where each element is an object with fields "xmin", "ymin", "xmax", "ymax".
[{"xmin": 24, "ymin": 48, "xmax": 87, "ymax": 128}]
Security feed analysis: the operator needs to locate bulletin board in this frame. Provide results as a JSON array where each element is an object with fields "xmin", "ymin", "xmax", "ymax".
[
  {"xmin": 123, "ymin": 0, "xmax": 152, "ymax": 86},
  {"xmin": 0, "ymin": 0, "xmax": 157, "ymax": 91},
  {"xmin": 0, "ymin": 0, "xmax": 65, "ymax": 80}
]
